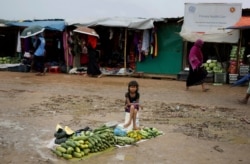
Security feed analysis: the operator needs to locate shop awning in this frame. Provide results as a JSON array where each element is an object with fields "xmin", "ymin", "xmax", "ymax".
[
  {"xmin": 226, "ymin": 17, "xmax": 250, "ymax": 29},
  {"xmin": 179, "ymin": 3, "xmax": 242, "ymax": 43},
  {"xmin": 67, "ymin": 17, "xmax": 163, "ymax": 30},
  {"xmin": 6, "ymin": 20, "xmax": 66, "ymax": 31}
]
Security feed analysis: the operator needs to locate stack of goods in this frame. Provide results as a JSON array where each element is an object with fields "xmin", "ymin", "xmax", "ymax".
[
  {"xmin": 203, "ymin": 59, "xmax": 226, "ymax": 83},
  {"xmin": 228, "ymin": 46, "xmax": 238, "ymax": 74},
  {"xmin": 0, "ymin": 56, "xmax": 19, "ymax": 64},
  {"xmin": 238, "ymin": 47, "xmax": 245, "ymax": 66},
  {"xmin": 129, "ymin": 51, "xmax": 136, "ymax": 69},
  {"xmin": 238, "ymin": 47, "xmax": 249, "ymax": 80},
  {"xmin": 228, "ymin": 46, "xmax": 239, "ymax": 84},
  {"xmin": 51, "ymin": 124, "xmax": 163, "ymax": 160},
  {"xmin": 203, "ymin": 59, "xmax": 224, "ymax": 73},
  {"xmin": 239, "ymin": 65, "xmax": 249, "ymax": 77}
]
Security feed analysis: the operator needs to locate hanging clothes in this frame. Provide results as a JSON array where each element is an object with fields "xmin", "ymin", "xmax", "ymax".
[
  {"xmin": 141, "ymin": 30, "xmax": 150, "ymax": 54},
  {"xmin": 150, "ymin": 28, "xmax": 158, "ymax": 58},
  {"xmin": 16, "ymin": 31, "xmax": 21, "ymax": 53}
]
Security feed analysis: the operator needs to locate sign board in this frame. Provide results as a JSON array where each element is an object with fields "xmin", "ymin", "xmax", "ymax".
[{"xmin": 180, "ymin": 3, "xmax": 242, "ymax": 43}]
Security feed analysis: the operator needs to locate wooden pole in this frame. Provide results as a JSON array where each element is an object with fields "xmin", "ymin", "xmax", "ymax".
[
  {"xmin": 183, "ymin": 41, "xmax": 188, "ymax": 70},
  {"xmin": 123, "ymin": 28, "xmax": 128, "ymax": 75},
  {"xmin": 236, "ymin": 30, "xmax": 242, "ymax": 74},
  {"xmin": 66, "ymin": 32, "xmax": 69, "ymax": 73},
  {"xmin": 66, "ymin": 47, "xmax": 69, "ymax": 73}
]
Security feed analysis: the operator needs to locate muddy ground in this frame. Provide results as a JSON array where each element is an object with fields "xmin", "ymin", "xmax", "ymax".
[{"xmin": 0, "ymin": 71, "xmax": 249, "ymax": 164}]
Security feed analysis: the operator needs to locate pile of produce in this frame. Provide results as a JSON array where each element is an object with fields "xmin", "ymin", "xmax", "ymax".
[
  {"xmin": 0, "ymin": 56, "xmax": 20, "ymax": 64},
  {"xmin": 51, "ymin": 124, "xmax": 163, "ymax": 160},
  {"xmin": 203, "ymin": 59, "xmax": 224, "ymax": 73}
]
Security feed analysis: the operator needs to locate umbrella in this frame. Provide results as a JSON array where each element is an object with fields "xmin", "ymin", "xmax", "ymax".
[
  {"xmin": 20, "ymin": 25, "xmax": 45, "ymax": 38},
  {"xmin": 73, "ymin": 26, "xmax": 99, "ymax": 38}
]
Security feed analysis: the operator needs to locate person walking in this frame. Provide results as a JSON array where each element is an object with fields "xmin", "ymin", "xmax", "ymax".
[
  {"xmin": 123, "ymin": 80, "xmax": 143, "ymax": 130},
  {"xmin": 32, "ymin": 34, "xmax": 46, "ymax": 76},
  {"xmin": 186, "ymin": 39, "xmax": 209, "ymax": 92}
]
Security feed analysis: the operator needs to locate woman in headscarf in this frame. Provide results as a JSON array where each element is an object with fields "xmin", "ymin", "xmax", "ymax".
[
  {"xmin": 85, "ymin": 35, "xmax": 102, "ymax": 78},
  {"xmin": 186, "ymin": 39, "xmax": 209, "ymax": 92}
]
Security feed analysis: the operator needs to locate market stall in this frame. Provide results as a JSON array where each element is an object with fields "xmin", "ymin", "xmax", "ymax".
[
  {"xmin": 66, "ymin": 17, "xmax": 162, "ymax": 76},
  {"xmin": 4, "ymin": 20, "xmax": 67, "ymax": 73},
  {"xmin": 226, "ymin": 16, "xmax": 250, "ymax": 83},
  {"xmin": 178, "ymin": 3, "xmax": 247, "ymax": 84}
]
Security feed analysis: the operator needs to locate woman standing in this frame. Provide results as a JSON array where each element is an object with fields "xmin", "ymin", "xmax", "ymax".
[
  {"xmin": 186, "ymin": 39, "xmax": 209, "ymax": 92},
  {"xmin": 86, "ymin": 35, "xmax": 102, "ymax": 78}
]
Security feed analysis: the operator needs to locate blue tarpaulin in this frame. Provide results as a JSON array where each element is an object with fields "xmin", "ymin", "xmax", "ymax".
[
  {"xmin": 6, "ymin": 20, "xmax": 66, "ymax": 31},
  {"xmin": 232, "ymin": 74, "xmax": 250, "ymax": 86}
]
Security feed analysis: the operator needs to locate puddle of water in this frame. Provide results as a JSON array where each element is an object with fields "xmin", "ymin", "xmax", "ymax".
[
  {"xmin": 115, "ymin": 153, "xmax": 125, "ymax": 160},
  {"xmin": 101, "ymin": 81, "xmax": 127, "ymax": 86},
  {"xmin": 0, "ymin": 119, "xmax": 24, "ymax": 130},
  {"xmin": 231, "ymin": 137, "xmax": 250, "ymax": 144}
]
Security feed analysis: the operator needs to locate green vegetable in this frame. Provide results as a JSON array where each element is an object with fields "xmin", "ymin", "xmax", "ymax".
[
  {"xmin": 56, "ymin": 146, "xmax": 67, "ymax": 153},
  {"xmin": 51, "ymin": 149, "xmax": 62, "ymax": 157},
  {"xmin": 62, "ymin": 153, "xmax": 72, "ymax": 159},
  {"xmin": 73, "ymin": 152, "xmax": 82, "ymax": 158}
]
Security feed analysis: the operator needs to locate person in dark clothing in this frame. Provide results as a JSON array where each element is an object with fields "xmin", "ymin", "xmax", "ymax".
[
  {"xmin": 85, "ymin": 35, "xmax": 102, "ymax": 78},
  {"xmin": 32, "ymin": 34, "xmax": 46, "ymax": 76},
  {"xmin": 186, "ymin": 39, "xmax": 209, "ymax": 92}
]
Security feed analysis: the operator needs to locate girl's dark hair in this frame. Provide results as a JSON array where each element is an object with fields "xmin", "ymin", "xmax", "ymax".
[{"xmin": 128, "ymin": 80, "xmax": 139, "ymax": 92}]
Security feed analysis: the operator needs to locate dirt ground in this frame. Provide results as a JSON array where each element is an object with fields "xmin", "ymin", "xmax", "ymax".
[{"xmin": 0, "ymin": 71, "xmax": 249, "ymax": 164}]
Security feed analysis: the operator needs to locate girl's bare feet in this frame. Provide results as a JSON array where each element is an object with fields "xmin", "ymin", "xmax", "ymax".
[
  {"xmin": 123, "ymin": 123, "xmax": 130, "ymax": 128},
  {"xmin": 133, "ymin": 126, "xmax": 140, "ymax": 130}
]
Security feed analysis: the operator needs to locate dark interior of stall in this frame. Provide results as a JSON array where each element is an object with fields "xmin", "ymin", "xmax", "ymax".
[
  {"xmin": 186, "ymin": 42, "xmax": 232, "ymax": 66},
  {"xmin": 94, "ymin": 26, "xmax": 125, "ymax": 68},
  {"xmin": 241, "ymin": 29, "xmax": 250, "ymax": 65},
  {"xmin": 0, "ymin": 27, "xmax": 18, "ymax": 57},
  {"xmin": 94, "ymin": 26, "xmax": 144, "ymax": 70},
  {"xmin": 20, "ymin": 30, "xmax": 65, "ymax": 66},
  {"xmin": 43, "ymin": 30, "xmax": 64, "ymax": 65}
]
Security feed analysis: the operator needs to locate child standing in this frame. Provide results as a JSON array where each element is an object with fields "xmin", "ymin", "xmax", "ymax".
[{"xmin": 123, "ymin": 80, "xmax": 142, "ymax": 130}]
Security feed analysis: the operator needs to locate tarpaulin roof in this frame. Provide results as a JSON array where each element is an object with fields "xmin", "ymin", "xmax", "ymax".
[
  {"xmin": 67, "ymin": 17, "xmax": 163, "ymax": 30},
  {"xmin": 226, "ymin": 16, "xmax": 250, "ymax": 29},
  {"xmin": 6, "ymin": 20, "xmax": 66, "ymax": 31}
]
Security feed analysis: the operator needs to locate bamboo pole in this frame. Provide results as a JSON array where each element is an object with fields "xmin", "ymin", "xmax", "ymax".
[
  {"xmin": 123, "ymin": 28, "xmax": 128, "ymax": 75},
  {"xmin": 183, "ymin": 41, "xmax": 188, "ymax": 70},
  {"xmin": 66, "ymin": 32, "xmax": 69, "ymax": 73},
  {"xmin": 236, "ymin": 30, "xmax": 242, "ymax": 74},
  {"xmin": 66, "ymin": 47, "xmax": 69, "ymax": 73}
]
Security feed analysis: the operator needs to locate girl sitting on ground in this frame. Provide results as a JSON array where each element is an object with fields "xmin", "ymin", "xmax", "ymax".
[{"xmin": 123, "ymin": 80, "xmax": 143, "ymax": 130}]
